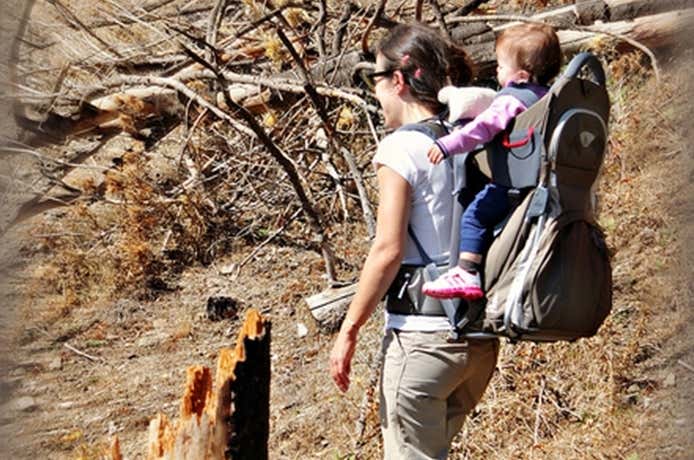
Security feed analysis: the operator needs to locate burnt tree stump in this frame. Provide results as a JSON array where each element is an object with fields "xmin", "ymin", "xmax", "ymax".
[{"xmin": 136, "ymin": 309, "xmax": 271, "ymax": 460}]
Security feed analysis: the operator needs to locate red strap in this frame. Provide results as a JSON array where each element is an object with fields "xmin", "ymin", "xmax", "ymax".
[{"xmin": 502, "ymin": 127, "xmax": 535, "ymax": 149}]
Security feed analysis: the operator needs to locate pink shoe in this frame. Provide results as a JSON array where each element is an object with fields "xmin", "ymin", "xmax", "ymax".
[{"xmin": 422, "ymin": 266, "xmax": 484, "ymax": 300}]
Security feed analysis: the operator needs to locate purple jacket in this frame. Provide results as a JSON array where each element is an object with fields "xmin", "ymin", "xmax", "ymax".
[{"xmin": 435, "ymin": 82, "xmax": 548, "ymax": 157}]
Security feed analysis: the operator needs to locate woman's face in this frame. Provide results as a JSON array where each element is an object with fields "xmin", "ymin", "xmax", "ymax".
[{"xmin": 373, "ymin": 53, "xmax": 403, "ymax": 129}]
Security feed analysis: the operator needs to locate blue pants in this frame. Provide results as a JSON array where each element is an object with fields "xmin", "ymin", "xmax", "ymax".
[{"xmin": 459, "ymin": 183, "xmax": 510, "ymax": 254}]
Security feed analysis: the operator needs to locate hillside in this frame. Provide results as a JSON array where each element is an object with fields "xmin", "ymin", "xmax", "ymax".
[{"xmin": 0, "ymin": 1, "xmax": 692, "ymax": 459}]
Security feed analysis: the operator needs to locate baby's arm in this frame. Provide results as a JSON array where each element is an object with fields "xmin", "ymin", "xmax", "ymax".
[{"xmin": 433, "ymin": 95, "xmax": 527, "ymax": 159}]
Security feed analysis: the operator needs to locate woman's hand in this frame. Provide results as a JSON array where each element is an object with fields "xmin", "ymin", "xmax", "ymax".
[
  {"xmin": 330, "ymin": 319, "xmax": 359, "ymax": 392},
  {"xmin": 427, "ymin": 144, "xmax": 445, "ymax": 164}
]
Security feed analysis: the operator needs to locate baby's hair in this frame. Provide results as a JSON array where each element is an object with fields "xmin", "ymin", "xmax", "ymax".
[
  {"xmin": 377, "ymin": 23, "xmax": 475, "ymax": 113},
  {"xmin": 496, "ymin": 23, "xmax": 561, "ymax": 85}
]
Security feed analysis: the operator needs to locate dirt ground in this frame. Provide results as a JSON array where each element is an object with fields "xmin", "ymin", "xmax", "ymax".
[{"xmin": 1, "ymin": 2, "xmax": 693, "ymax": 460}]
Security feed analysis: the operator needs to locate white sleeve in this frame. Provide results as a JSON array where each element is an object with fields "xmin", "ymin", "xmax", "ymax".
[{"xmin": 372, "ymin": 131, "xmax": 426, "ymax": 187}]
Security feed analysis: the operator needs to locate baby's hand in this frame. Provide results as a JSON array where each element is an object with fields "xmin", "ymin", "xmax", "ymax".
[{"xmin": 427, "ymin": 144, "xmax": 445, "ymax": 164}]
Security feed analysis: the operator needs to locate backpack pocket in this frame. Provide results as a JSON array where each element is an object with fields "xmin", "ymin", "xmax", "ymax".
[
  {"xmin": 515, "ymin": 216, "xmax": 612, "ymax": 339},
  {"xmin": 385, "ymin": 264, "xmax": 449, "ymax": 317},
  {"xmin": 488, "ymin": 128, "xmax": 543, "ymax": 189}
]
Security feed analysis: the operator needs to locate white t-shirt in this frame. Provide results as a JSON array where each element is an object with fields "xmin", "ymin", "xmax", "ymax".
[{"xmin": 372, "ymin": 129, "xmax": 454, "ymax": 331}]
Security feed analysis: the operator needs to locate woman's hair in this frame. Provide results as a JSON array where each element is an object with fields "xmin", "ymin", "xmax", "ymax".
[
  {"xmin": 376, "ymin": 23, "xmax": 474, "ymax": 113},
  {"xmin": 496, "ymin": 23, "xmax": 561, "ymax": 85}
]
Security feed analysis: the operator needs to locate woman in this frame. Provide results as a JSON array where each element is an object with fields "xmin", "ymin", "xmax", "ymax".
[{"xmin": 329, "ymin": 24, "xmax": 499, "ymax": 459}]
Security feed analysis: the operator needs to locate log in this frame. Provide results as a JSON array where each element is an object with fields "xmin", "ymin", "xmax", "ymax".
[
  {"xmin": 559, "ymin": 8, "xmax": 694, "ymax": 55},
  {"xmin": 451, "ymin": 7, "xmax": 694, "ymax": 78},
  {"xmin": 305, "ymin": 283, "xmax": 357, "ymax": 330},
  {"xmin": 120, "ymin": 309, "xmax": 273, "ymax": 460}
]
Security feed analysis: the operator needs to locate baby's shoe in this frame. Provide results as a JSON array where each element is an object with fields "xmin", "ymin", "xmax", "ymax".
[{"xmin": 422, "ymin": 266, "xmax": 484, "ymax": 300}]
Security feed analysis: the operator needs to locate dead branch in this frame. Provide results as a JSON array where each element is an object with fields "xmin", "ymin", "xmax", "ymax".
[
  {"xmin": 332, "ymin": 2, "xmax": 356, "ymax": 58},
  {"xmin": 415, "ymin": 0, "xmax": 424, "ymax": 22},
  {"xmin": 205, "ymin": 0, "xmax": 229, "ymax": 64},
  {"xmin": 362, "ymin": 0, "xmax": 388, "ymax": 56},
  {"xmin": 430, "ymin": 0, "xmax": 452, "ymax": 40},
  {"xmin": 237, "ymin": 207, "xmax": 303, "ymax": 271},
  {"xmin": 46, "ymin": 0, "xmax": 124, "ymax": 58},
  {"xmin": 64, "ymin": 342, "xmax": 102, "ymax": 362},
  {"xmin": 204, "ymin": 63, "xmax": 338, "ymax": 283},
  {"xmin": 452, "ymin": 0, "xmax": 493, "ymax": 17}
]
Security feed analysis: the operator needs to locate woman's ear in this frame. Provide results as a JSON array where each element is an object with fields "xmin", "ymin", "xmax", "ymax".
[{"xmin": 391, "ymin": 70, "xmax": 408, "ymax": 94}]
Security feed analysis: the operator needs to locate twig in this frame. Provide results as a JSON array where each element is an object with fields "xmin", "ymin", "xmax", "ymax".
[
  {"xmin": 275, "ymin": 17, "xmax": 379, "ymax": 235},
  {"xmin": 46, "ymin": 0, "xmax": 124, "ymax": 58},
  {"xmin": 452, "ymin": 0, "xmax": 492, "ymax": 17},
  {"xmin": 114, "ymin": 74, "xmax": 255, "ymax": 137},
  {"xmin": 577, "ymin": 24, "xmax": 661, "ymax": 82},
  {"xmin": 678, "ymin": 360, "xmax": 694, "ymax": 373},
  {"xmin": 415, "ymin": 0, "xmax": 424, "ymax": 22},
  {"xmin": 64, "ymin": 342, "xmax": 102, "ymax": 362},
  {"xmin": 237, "ymin": 207, "xmax": 303, "ymax": 270},
  {"xmin": 313, "ymin": 0, "xmax": 328, "ymax": 71},
  {"xmin": 332, "ymin": 2, "xmax": 356, "ymax": 58},
  {"xmin": 429, "ymin": 0, "xmax": 451, "ymax": 40},
  {"xmin": 362, "ymin": 0, "xmax": 388, "ymax": 56},
  {"xmin": 86, "ymin": 69, "xmax": 378, "ymax": 114},
  {"xmin": 354, "ymin": 346, "xmax": 384, "ymax": 455},
  {"xmin": 205, "ymin": 0, "xmax": 229, "ymax": 64},
  {"xmin": 340, "ymin": 146, "xmax": 376, "ymax": 238},
  {"xmin": 274, "ymin": 15, "xmax": 332, "ymax": 134},
  {"xmin": 533, "ymin": 378, "xmax": 546, "ymax": 445},
  {"xmin": 87, "ymin": 0, "xmax": 177, "ymax": 29},
  {"xmin": 0, "ymin": 143, "xmax": 110, "ymax": 172},
  {"xmin": 206, "ymin": 61, "xmax": 338, "ymax": 283}
]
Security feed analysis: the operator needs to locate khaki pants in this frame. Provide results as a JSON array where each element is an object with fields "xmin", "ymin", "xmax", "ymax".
[{"xmin": 379, "ymin": 329, "xmax": 499, "ymax": 460}]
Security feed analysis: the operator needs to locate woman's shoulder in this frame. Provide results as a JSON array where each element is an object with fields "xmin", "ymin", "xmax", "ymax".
[
  {"xmin": 374, "ymin": 129, "xmax": 438, "ymax": 186},
  {"xmin": 378, "ymin": 129, "xmax": 433, "ymax": 155}
]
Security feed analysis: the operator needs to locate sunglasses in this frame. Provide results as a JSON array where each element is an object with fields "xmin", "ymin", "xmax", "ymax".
[{"xmin": 360, "ymin": 68, "xmax": 397, "ymax": 91}]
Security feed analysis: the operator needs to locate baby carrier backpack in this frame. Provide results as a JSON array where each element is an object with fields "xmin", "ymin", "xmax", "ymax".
[
  {"xmin": 468, "ymin": 52, "xmax": 612, "ymax": 341},
  {"xmin": 390, "ymin": 52, "xmax": 612, "ymax": 343}
]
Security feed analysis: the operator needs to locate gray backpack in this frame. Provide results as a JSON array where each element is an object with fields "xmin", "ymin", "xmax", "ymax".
[{"xmin": 456, "ymin": 52, "xmax": 612, "ymax": 342}]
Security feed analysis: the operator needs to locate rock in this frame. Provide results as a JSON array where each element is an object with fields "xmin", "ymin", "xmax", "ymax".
[
  {"xmin": 296, "ymin": 323, "xmax": 308, "ymax": 338},
  {"xmin": 219, "ymin": 263, "xmax": 236, "ymax": 275},
  {"xmin": 48, "ymin": 356, "xmax": 62, "ymax": 371},
  {"xmin": 206, "ymin": 296, "xmax": 238, "ymax": 321},
  {"xmin": 11, "ymin": 396, "xmax": 37, "ymax": 412},
  {"xmin": 664, "ymin": 372, "xmax": 676, "ymax": 387},
  {"xmin": 136, "ymin": 333, "xmax": 163, "ymax": 348}
]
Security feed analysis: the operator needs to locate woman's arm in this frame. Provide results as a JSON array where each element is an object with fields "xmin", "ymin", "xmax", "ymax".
[{"xmin": 330, "ymin": 165, "xmax": 410, "ymax": 392}]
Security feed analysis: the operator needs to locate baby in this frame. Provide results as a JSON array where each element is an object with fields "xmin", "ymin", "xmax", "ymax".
[{"xmin": 423, "ymin": 23, "xmax": 561, "ymax": 300}]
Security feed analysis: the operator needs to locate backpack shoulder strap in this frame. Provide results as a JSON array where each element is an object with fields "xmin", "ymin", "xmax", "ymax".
[
  {"xmin": 397, "ymin": 118, "xmax": 451, "ymax": 140},
  {"xmin": 396, "ymin": 117, "xmax": 451, "ymax": 265},
  {"xmin": 497, "ymin": 83, "xmax": 543, "ymax": 110}
]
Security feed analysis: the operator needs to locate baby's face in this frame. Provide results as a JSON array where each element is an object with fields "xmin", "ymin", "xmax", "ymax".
[{"xmin": 496, "ymin": 48, "xmax": 522, "ymax": 87}]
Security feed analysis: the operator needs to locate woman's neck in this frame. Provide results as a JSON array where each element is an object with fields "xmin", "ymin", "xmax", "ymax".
[{"xmin": 398, "ymin": 100, "xmax": 436, "ymax": 125}]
